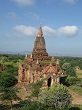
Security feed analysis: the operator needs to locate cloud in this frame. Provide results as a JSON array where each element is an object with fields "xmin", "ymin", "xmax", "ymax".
[
  {"xmin": 14, "ymin": 25, "xmax": 78, "ymax": 37},
  {"xmin": 43, "ymin": 26, "xmax": 56, "ymax": 36},
  {"xmin": 43, "ymin": 25, "xmax": 78, "ymax": 37},
  {"xmin": 57, "ymin": 26, "xmax": 78, "ymax": 37},
  {"xmin": 63, "ymin": 0, "xmax": 78, "ymax": 4},
  {"xmin": 12, "ymin": 0, "xmax": 35, "ymax": 6},
  {"xmin": 46, "ymin": 0, "xmax": 78, "ymax": 4},
  {"xmin": 14, "ymin": 25, "xmax": 37, "ymax": 37}
]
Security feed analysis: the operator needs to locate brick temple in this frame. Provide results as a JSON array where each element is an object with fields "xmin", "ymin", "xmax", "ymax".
[
  {"xmin": 18, "ymin": 24, "xmax": 64, "ymax": 87},
  {"xmin": 32, "ymin": 24, "xmax": 49, "ymax": 60}
]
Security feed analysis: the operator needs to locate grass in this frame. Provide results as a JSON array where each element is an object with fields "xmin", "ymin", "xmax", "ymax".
[
  {"xmin": 76, "ymin": 70, "xmax": 82, "ymax": 78},
  {"xmin": 69, "ymin": 85, "xmax": 82, "ymax": 96},
  {"xmin": 76, "ymin": 72, "xmax": 82, "ymax": 77}
]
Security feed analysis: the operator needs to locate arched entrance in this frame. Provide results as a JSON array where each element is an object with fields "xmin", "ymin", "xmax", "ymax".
[{"xmin": 47, "ymin": 77, "xmax": 51, "ymax": 87}]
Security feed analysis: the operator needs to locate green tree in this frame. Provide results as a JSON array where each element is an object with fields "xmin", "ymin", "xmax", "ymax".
[
  {"xmin": 62, "ymin": 63, "xmax": 76, "ymax": 76},
  {"xmin": 0, "ymin": 73, "xmax": 17, "ymax": 88},
  {"xmin": 66, "ymin": 67, "xmax": 76, "ymax": 76},
  {"xmin": 66, "ymin": 77, "xmax": 78, "ymax": 85},
  {"xmin": 39, "ymin": 84, "xmax": 72, "ymax": 110},
  {"xmin": 0, "ymin": 73, "xmax": 20, "ymax": 110},
  {"xmin": 62, "ymin": 63, "xmax": 71, "ymax": 71},
  {"xmin": 0, "ymin": 87, "xmax": 20, "ymax": 110}
]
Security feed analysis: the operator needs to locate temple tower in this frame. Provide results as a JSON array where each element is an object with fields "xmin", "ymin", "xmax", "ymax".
[{"xmin": 32, "ymin": 24, "xmax": 49, "ymax": 60}]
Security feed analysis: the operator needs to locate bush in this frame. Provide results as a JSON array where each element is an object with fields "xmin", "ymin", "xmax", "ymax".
[
  {"xmin": 39, "ymin": 84, "xmax": 72, "ymax": 110},
  {"xmin": 66, "ymin": 77, "xmax": 78, "ymax": 85},
  {"xmin": 22, "ymin": 101, "xmax": 45, "ymax": 110},
  {"xmin": 66, "ymin": 67, "xmax": 76, "ymax": 76},
  {"xmin": 0, "ymin": 73, "xmax": 17, "ymax": 88}
]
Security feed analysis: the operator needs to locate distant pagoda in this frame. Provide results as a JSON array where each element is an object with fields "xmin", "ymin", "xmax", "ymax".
[{"xmin": 32, "ymin": 24, "xmax": 49, "ymax": 60}]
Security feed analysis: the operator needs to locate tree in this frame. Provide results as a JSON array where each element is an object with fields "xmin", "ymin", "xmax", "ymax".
[
  {"xmin": 39, "ymin": 84, "xmax": 72, "ymax": 110},
  {"xmin": 66, "ymin": 67, "xmax": 76, "ymax": 76},
  {"xmin": 0, "ymin": 87, "xmax": 20, "ymax": 110},
  {"xmin": 0, "ymin": 73, "xmax": 17, "ymax": 88},
  {"xmin": 66, "ymin": 77, "xmax": 78, "ymax": 85},
  {"xmin": 62, "ymin": 63, "xmax": 76, "ymax": 76},
  {"xmin": 62, "ymin": 63, "xmax": 71, "ymax": 71},
  {"xmin": 0, "ymin": 73, "xmax": 20, "ymax": 110}
]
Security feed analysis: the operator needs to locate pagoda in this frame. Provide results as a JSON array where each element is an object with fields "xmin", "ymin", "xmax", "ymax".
[
  {"xmin": 18, "ymin": 24, "xmax": 64, "ymax": 87},
  {"xmin": 32, "ymin": 24, "xmax": 49, "ymax": 60}
]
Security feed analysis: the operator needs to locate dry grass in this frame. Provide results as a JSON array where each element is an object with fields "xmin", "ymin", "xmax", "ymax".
[{"xmin": 76, "ymin": 70, "xmax": 82, "ymax": 78}]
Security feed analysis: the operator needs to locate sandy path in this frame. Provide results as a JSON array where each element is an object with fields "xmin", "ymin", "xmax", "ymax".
[{"xmin": 68, "ymin": 88, "xmax": 82, "ymax": 105}]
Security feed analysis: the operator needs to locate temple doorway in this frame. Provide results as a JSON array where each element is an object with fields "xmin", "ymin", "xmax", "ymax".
[{"xmin": 47, "ymin": 77, "xmax": 51, "ymax": 87}]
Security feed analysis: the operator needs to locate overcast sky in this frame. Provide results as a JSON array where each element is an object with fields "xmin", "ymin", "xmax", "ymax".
[{"xmin": 0, "ymin": 0, "xmax": 82, "ymax": 56}]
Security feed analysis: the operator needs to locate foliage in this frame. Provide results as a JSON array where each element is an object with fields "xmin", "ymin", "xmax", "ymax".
[
  {"xmin": 0, "ymin": 87, "xmax": 19, "ymax": 101},
  {"xmin": 62, "ymin": 63, "xmax": 71, "ymax": 71},
  {"xmin": 69, "ymin": 105, "xmax": 82, "ymax": 110},
  {"xmin": 0, "ymin": 87, "xmax": 20, "ymax": 110},
  {"xmin": 15, "ymin": 100, "xmax": 57, "ymax": 110},
  {"xmin": 70, "ymin": 85, "xmax": 82, "ymax": 96},
  {"xmin": 66, "ymin": 77, "xmax": 78, "ymax": 85},
  {"xmin": 39, "ymin": 84, "xmax": 72, "ymax": 110},
  {"xmin": 22, "ymin": 101, "xmax": 45, "ymax": 110},
  {"xmin": 6, "ymin": 65, "xmax": 18, "ymax": 76},
  {"xmin": 66, "ymin": 67, "xmax": 76, "ymax": 76},
  {"xmin": 0, "ymin": 54, "xmax": 24, "ymax": 76},
  {"xmin": 76, "ymin": 78, "xmax": 82, "ymax": 87},
  {"xmin": 0, "ymin": 73, "xmax": 17, "ymax": 88},
  {"xmin": 31, "ymin": 79, "xmax": 44, "ymax": 99},
  {"xmin": 62, "ymin": 63, "xmax": 76, "ymax": 76},
  {"xmin": 0, "ymin": 71, "xmax": 20, "ymax": 110},
  {"xmin": 57, "ymin": 56, "xmax": 82, "ymax": 70},
  {"xmin": 60, "ymin": 76, "xmax": 67, "ymax": 85}
]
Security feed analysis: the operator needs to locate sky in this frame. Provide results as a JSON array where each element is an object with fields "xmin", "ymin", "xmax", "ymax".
[{"xmin": 0, "ymin": 0, "xmax": 82, "ymax": 56}]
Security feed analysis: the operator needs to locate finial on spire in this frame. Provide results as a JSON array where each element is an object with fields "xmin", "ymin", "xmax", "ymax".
[{"xmin": 37, "ymin": 24, "xmax": 43, "ymax": 37}]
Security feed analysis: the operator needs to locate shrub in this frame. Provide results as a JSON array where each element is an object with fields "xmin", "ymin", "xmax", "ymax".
[
  {"xmin": 66, "ymin": 77, "xmax": 78, "ymax": 85},
  {"xmin": 66, "ymin": 67, "xmax": 76, "ymax": 76},
  {"xmin": 39, "ymin": 84, "xmax": 72, "ymax": 110},
  {"xmin": 0, "ymin": 73, "xmax": 17, "ymax": 88}
]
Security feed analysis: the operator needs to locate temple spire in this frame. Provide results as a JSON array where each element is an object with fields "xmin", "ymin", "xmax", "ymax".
[
  {"xmin": 32, "ymin": 24, "xmax": 49, "ymax": 60},
  {"xmin": 37, "ymin": 24, "xmax": 43, "ymax": 37}
]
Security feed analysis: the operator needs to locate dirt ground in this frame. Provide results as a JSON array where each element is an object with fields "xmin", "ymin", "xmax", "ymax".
[{"xmin": 68, "ymin": 88, "xmax": 82, "ymax": 105}]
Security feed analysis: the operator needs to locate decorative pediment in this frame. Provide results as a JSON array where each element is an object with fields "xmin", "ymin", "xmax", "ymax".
[{"xmin": 42, "ymin": 63, "xmax": 56, "ymax": 75}]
